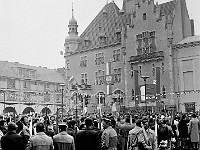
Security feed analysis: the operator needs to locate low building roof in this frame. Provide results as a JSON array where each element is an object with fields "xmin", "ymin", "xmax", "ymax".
[{"xmin": 0, "ymin": 60, "xmax": 64, "ymax": 84}]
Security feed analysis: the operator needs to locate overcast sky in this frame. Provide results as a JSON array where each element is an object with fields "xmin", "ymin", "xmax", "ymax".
[{"xmin": 0, "ymin": 0, "xmax": 199, "ymax": 69}]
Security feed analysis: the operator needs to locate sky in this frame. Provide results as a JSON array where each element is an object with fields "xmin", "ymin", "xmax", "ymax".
[{"xmin": 0, "ymin": 0, "xmax": 199, "ymax": 69}]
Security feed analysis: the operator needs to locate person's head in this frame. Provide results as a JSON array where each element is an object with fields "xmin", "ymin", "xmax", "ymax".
[
  {"xmin": 8, "ymin": 122, "xmax": 18, "ymax": 131},
  {"xmin": 85, "ymin": 118, "xmax": 93, "ymax": 127},
  {"xmin": 142, "ymin": 119, "xmax": 149, "ymax": 130},
  {"xmin": 102, "ymin": 118, "xmax": 111, "ymax": 129},
  {"xmin": 67, "ymin": 120, "xmax": 76, "ymax": 129},
  {"xmin": 93, "ymin": 120, "xmax": 98, "ymax": 128},
  {"xmin": 111, "ymin": 119, "xmax": 116, "ymax": 127},
  {"xmin": 36, "ymin": 122, "xmax": 45, "ymax": 133},
  {"xmin": 125, "ymin": 117, "xmax": 130, "ymax": 123},
  {"xmin": 192, "ymin": 113, "xmax": 196, "ymax": 118},
  {"xmin": 0, "ymin": 120, "xmax": 7, "ymax": 128},
  {"xmin": 181, "ymin": 114, "xmax": 186, "ymax": 120},
  {"xmin": 0, "ymin": 115, "xmax": 3, "ymax": 121},
  {"xmin": 16, "ymin": 121, "xmax": 23, "ymax": 133},
  {"xmin": 135, "ymin": 119, "xmax": 142, "ymax": 128},
  {"xmin": 20, "ymin": 116, "xmax": 29, "ymax": 125},
  {"xmin": 58, "ymin": 123, "xmax": 67, "ymax": 132}
]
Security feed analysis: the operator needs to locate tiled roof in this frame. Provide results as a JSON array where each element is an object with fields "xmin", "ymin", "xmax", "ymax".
[
  {"xmin": 0, "ymin": 61, "xmax": 64, "ymax": 84},
  {"xmin": 177, "ymin": 35, "xmax": 200, "ymax": 44},
  {"xmin": 159, "ymin": 1, "xmax": 176, "ymax": 17},
  {"xmin": 77, "ymin": 2, "xmax": 131, "ymax": 51}
]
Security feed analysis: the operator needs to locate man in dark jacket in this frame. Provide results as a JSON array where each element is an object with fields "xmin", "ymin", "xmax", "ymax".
[
  {"xmin": 178, "ymin": 114, "xmax": 188, "ymax": 149},
  {"xmin": 75, "ymin": 117, "xmax": 100, "ymax": 150},
  {"xmin": 1, "ymin": 122, "xmax": 25, "ymax": 150}
]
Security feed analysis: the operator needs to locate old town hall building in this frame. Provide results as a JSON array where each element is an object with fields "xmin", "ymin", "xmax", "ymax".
[{"xmin": 63, "ymin": 0, "xmax": 194, "ymax": 113}]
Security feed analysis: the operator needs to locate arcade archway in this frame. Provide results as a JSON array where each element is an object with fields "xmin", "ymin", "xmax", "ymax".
[{"xmin": 22, "ymin": 107, "xmax": 35, "ymax": 114}]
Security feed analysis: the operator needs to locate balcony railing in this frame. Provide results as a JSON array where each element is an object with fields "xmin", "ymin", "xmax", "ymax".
[
  {"xmin": 129, "ymin": 51, "xmax": 164, "ymax": 64},
  {"xmin": 71, "ymin": 84, "xmax": 92, "ymax": 91}
]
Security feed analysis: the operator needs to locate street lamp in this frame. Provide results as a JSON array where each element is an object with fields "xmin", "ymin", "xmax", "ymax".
[
  {"xmin": 60, "ymin": 83, "xmax": 65, "ymax": 121},
  {"xmin": 141, "ymin": 76, "xmax": 149, "ymax": 112}
]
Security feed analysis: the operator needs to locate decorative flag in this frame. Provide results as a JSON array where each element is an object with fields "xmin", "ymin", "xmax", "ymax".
[
  {"xmin": 112, "ymin": 102, "xmax": 117, "ymax": 112},
  {"xmin": 69, "ymin": 76, "xmax": 75, "ymax": 84},
  {"xmin": 134, "ymin": 70, "xmax": 139, "ymax": 105},
  {"xmin": 106, "ymin": 62, "xmax": 112, "ymax": 95},
  {"xmin": 29, "ymin": 117, "xmax": 33, "ymax": 136},
  {"xmin": 155, "ymin": 116, "xmax": 158, "ymax": 149},
  {"xmin": 156, "ymin": 67, "xmax": 160, "ymax": 100}
]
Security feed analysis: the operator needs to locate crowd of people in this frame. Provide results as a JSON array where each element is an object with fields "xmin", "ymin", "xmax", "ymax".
[{"xmin": 0, "ymin": 111, "xmax": 200, "ymax": 150}]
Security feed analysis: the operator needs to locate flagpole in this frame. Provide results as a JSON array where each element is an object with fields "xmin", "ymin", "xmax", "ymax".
[{"xmin": 98, "ymin": 93, "xmax": 102, "ymax": 130}]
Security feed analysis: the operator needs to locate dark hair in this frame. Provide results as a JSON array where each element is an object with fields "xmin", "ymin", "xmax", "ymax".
[
  {"xmin": 59, "ymin": 125, "xmax": 67, "ymax": 132},
  {"xmin": 85, "ymin": 118, "xmax": 93, "ymax": 127},
  {"xmin": 181, "ymin": 114, "xmax": 186, "ymax": 120},
  {"xmin": 136, "ymin": 119, "xmax": 142, "ymax": 127},
  {"xmin": 36, "ymin": 122, "xmax": 45, "ymax": 132},
  {"xmin": 111, "ymin": 119, "xmax": 116, "ymax": 127},
  {"xmin": 192, "ymin": 113, "xmax": 196, "ymax": 118},
  {"xmin": 0, "ymin": 120, "xmax": 6, "ymax": 127},
  {"xmin": 16, "ymin": 121, "xmax": 23, "ymax": 131},
  {"xmin": 68, "ymin": 120, "xmax": 76, "ymax": 129},
  {"xmin": 8, "ymin": 122, "xmax": 17, "ymax": 131},
  {"xmin": 20, "ymin": 116, "xmax": 28, "ymax": 125},
  {"xmin": 125, "ymin": 117, "xmax": 130, "ymax": 123}
]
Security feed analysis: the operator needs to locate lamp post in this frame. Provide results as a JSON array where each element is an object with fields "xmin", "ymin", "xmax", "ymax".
[
  {"xmin": 141, "ymin": 76, "xmax": 149, "ymax": 112},
  {"xmin": 60, "ymin": 83, "xmax": 65, "ymax": 121}
]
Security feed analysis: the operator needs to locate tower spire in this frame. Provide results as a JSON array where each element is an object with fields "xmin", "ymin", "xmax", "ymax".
[{"xmin": 72, "ymin": 0, "xmax": 74, "ymax": 18}]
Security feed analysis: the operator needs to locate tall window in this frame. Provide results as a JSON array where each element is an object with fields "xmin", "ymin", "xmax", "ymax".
[
  {"xmin": 136, "ymin": 31, "xmax": 156, "ymax": 55},
  {"xmin": 95, "ymin": 70, "xmax": 105, "ymax": 85},
  {"xmin": 29, "ymin": 70, "xmax": 36, "ymax": 78},
  {"xmin": 23, "ymin": 80, "xmax": 30, "ymax": 89},
  {"xmin": 161, "ymin": 62, "xmax": 164, "ymax": 74},
  {"xmin": 80, "ymin": 56, "xmax": 87, "ymax": 67},
  {"xmin": 95, "ymin": 52, "xmax": 104, "ymax": 65},
  {"xmin": 152, "ymin": 63, "xmax": 155, "ymax": 76},
  {"xmin": 81, "ymin": 73, "xmax": 88, "ymax": 85},
  {"xmin": 143, "ymin": 13, "xmax": 147, "ymax": 20},
  {"xmin": 113, "ymin": 68, "xmax": 121, "ymax": 83},
  {"xmin": 149, "ymin": 31, "xmax": 156, "ymax": 52},
  {"xmin": 7, "ymin": 79, "xmax": 15, "ymax": 89},
  {"xmin": 136, "ymin": 34, "xmax": 143, "ymax": 55},
  {"xmin": 113, "ymin": 49, "xmax": 120, "ymax": 62},
  {"xmin": 44, "ymin": 83, "xmax": 49, "ymax": 89},
  {"xmin": 138, "ymin": 65, "xmax": 142, "ymax": 76},
  {"xmin": 183, "ymin": 71, "xmax": 194, "ymax": 91}
]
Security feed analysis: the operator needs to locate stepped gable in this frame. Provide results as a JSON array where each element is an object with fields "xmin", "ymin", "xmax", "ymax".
[
  {"xmin": 0, "ymin": 61, "xmax": 64, "ymax": 84},
  {"xmin": 77, "ymin": 2, "xmax": 131, "ymax": 52},
  {"xmin": 159, "ymin": 0, "xmax": 176, "ymax": 17}
]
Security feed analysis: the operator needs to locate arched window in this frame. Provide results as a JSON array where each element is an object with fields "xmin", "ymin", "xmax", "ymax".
[{"xmin": 96, "ymin": 92, "xmax": 106, "ymax": 105}]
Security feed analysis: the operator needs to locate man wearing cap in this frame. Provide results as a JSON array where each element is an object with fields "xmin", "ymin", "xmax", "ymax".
[
  {"xmin": 101, "ymin": 117, "xmax": 118, "ymax": 150},
  {"xmin": 1, "ymin": 122, "xmax": 25, "ymax": 150},
  {"xmin": 53, "ymin": 122, "xmax": 75, "ymax": 150},
  {"xmin": 26, "ymin": 122, "xmax": 53, "ymax": 150}
]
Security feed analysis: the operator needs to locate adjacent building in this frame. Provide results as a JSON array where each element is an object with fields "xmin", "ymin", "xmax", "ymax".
[
  {"xmin": 0, "ymin": 61, "xmax": 65, "ymax": 114},
  {"xmin": 62, "ymin": 0, "xmax": 194, "ymax": 113},
  {"xmin": 173, "ymin": 35, "xmax": 200, "ymax": 113}
]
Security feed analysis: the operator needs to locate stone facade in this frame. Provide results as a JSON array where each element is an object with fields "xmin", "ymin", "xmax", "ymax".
[
  {"xmin": 173, "ymin": 35, "xmax": 200, "ymax": 113},
  {"xmin": 0, "ymin": 61, "xmax": 65, "ymax": 114},
  {"xmin": 63, "ymin": 0, "xmax": 194, "ymax": 113}
]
